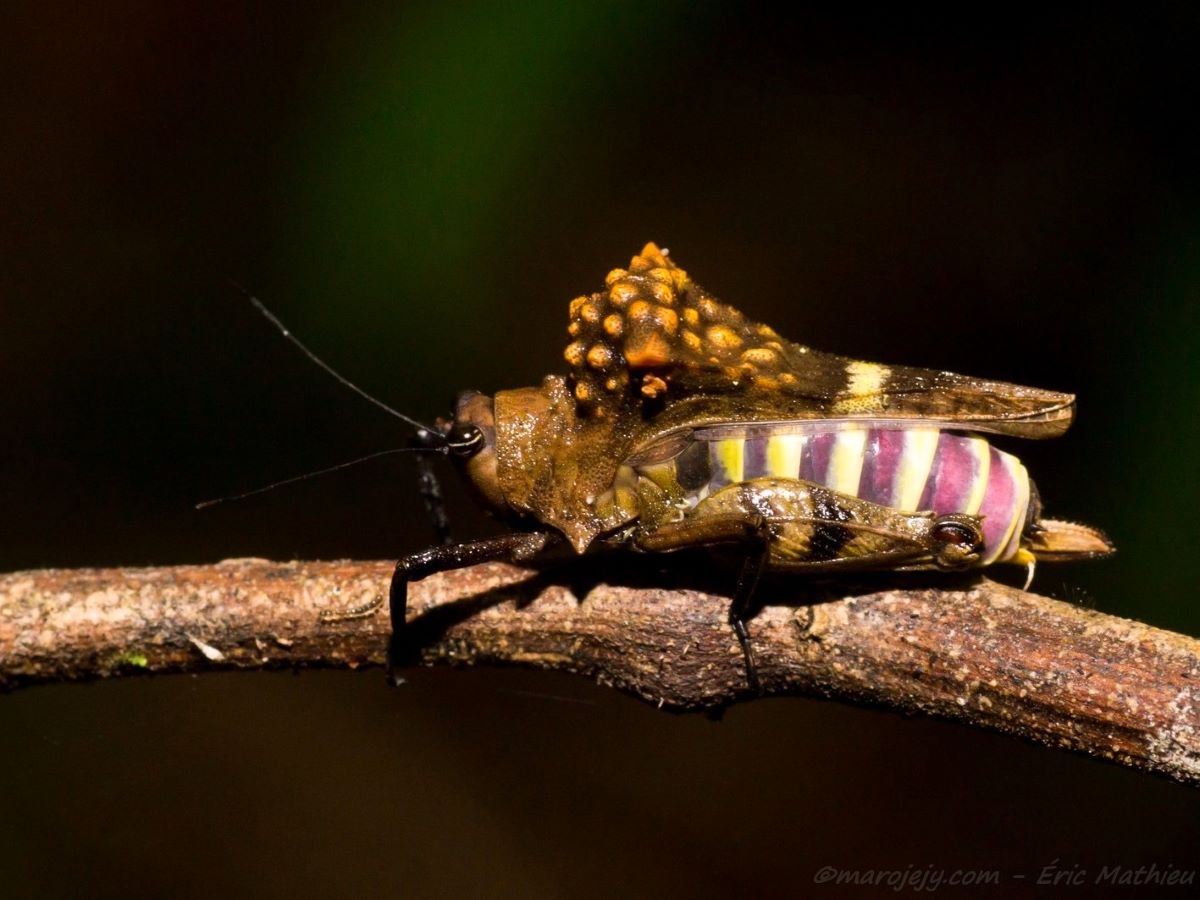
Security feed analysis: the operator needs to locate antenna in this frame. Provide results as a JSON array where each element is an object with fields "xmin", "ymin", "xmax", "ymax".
[
  {"xmin": 196, "ymin": 446, "xmax": 445, "ymax": 510},
  {"xmin": 228, "ymin": 280, "xmax": 441, "ymax": 437}
]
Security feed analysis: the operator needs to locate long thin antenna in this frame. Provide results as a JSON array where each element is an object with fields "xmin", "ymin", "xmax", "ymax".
[
  {"xmin": 229, "ymin": 280, "xmax": 441, "ymax": 437},
  {"xmin": 196, "ymin": 446, "xmax": 445, "ymax": 510}
]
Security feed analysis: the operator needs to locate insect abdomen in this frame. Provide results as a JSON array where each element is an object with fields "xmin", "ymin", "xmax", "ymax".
[{"xmin": 637, "ymin": 426, "xmax": 1030, "ymax": 564}]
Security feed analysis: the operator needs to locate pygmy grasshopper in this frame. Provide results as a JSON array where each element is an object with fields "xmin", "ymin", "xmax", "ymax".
[{"xmin": 320, "ymin": 243, "xmax": 1113, "ymax": 687}]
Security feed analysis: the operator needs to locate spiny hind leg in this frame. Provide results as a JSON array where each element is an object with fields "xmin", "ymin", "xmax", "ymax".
[
  {"xmin": 632, "ymin": 477, "xmax": 986, "ymax": 691},
  {"xmin": 673, "ymin": 478, "xmax": 985, "ymax": 574}
]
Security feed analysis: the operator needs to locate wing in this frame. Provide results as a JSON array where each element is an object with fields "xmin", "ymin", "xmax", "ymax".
[{"xmin": 564, "ymin": 243, "xmax": 1074, "ymax": 439}]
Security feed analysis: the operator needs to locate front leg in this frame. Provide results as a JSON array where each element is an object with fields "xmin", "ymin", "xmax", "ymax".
[{"xmin": 388, "ymin": 531, "xmax": 558, "ymax": 683}]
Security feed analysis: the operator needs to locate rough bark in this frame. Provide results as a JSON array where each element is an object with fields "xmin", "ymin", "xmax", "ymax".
[{"xmin": 1, "ymin": 558, "xmax": 1197, "ymax": 787}]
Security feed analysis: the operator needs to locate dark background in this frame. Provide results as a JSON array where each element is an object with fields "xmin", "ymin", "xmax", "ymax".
[{"xmin": 3, "ymin": 3, "xmax": 1199, "ymax": 897}]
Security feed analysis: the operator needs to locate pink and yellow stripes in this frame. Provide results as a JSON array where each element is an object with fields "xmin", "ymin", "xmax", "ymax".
[{"xmin": 694, "ymin": 426, "xmax": 1030, "ymax": 563}]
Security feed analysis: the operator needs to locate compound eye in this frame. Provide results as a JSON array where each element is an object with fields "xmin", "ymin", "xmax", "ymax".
[
  {"xmin": 446, "ymin": 423, "xmax": 484, "ymax": 458},
  {"xmin": 931, "ymin": 519, "xmax": 980, "ymax": 548}
]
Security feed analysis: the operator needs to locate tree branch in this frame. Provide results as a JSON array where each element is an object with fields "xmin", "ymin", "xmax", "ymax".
[{"xmin": 1, "ymin": 559, "xmax": 1198, "ymax": 787}]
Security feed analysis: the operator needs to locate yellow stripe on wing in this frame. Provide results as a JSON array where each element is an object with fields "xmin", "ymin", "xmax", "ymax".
[{"xmin": 832, "ymin": 361, "xmax": 892, "ymax": 414}]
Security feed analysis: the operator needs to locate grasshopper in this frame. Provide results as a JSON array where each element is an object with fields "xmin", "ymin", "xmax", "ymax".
[{"xmin": 317, "ymin": 243, "xmax": 1111, "ymax": 686}]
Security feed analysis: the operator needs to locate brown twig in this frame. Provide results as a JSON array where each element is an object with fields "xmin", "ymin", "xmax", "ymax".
[{"xmin": 1, "ymin": 559, "xmax": 1198, "ymax": 786}]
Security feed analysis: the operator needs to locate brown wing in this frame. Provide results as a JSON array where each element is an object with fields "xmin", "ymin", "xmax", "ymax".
[{"xmin": 563, "ymin": 243, "xmax": 1074, "ymax": 439}]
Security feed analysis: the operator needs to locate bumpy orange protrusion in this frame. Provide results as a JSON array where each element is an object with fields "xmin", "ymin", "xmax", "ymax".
[
  {"xmin": 705, "ymin": 324, "xmax": 743, "ymax": 352},
  {"xmin": 609, "ymin": 281, "xmax": 639, "ymax": 306},
  {"xmin": 562, "ymin": 243, "xmax": 804, "ymax": 414},
  {"xmin": 628, "ymin": 300, "xmax": 653, "ymax": 321},
  {"xmin": 640, "ymin": 374, "xmax": 668, "ymax": 398},
  {"xmin": 564, "ymin": 340, "xmax": 586, "ymax": 368},
  {"xmin": 586, "ymin": 343, "xmax": 613, "ymax": 370},
  {"xmin": 741, "ymin": 347, "xmax": 777, "ymax": 366},
  {"xmin": 624, "ymin": 331, "xmax": 671, "ymax": 368}
]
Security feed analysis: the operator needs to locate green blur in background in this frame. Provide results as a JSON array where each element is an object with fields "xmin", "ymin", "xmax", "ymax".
[{"xmin": 2, "ymin": 2, "xmax": 1199, "ymax": 897}]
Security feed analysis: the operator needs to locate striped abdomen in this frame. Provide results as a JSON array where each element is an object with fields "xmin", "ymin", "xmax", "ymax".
[{"xmin": 634, "ymin": 427, "xmax": 1030, "ymax": 564}]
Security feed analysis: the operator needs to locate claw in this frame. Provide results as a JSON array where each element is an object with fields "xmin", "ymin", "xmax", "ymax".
[{"xmin": 1013, "ymin": 548, "xmax": 1037, "ymax": 591}]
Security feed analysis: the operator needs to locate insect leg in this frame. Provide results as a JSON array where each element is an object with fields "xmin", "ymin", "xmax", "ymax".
[
  {"xmin": 414, "ymin": 452, "xmax": 452, "ymax": 546},
  {"xmin": 729, "ymin": 521, "xmax": 771, "ymax": 693},
  {"xmin": 637, "ymin": 513, "xmax": 772, "ymax": 691},
  {"xmin": 388, "ymin": 531, "xmax": 557, "ymax": 684}
]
